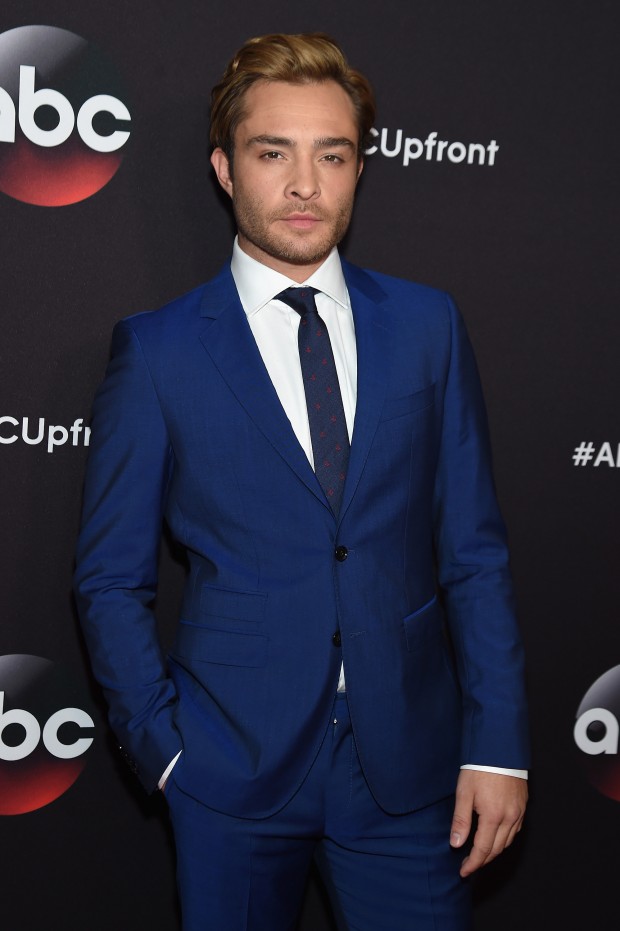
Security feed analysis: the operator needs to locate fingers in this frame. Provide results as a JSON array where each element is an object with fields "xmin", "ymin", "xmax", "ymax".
[
  {"xmin": 450, "ymin": 791, "xmax": 473, "ymax": 850},
  {"xmin": 459, "ymin": 807, "xmax": 525, "ymax": 876}
]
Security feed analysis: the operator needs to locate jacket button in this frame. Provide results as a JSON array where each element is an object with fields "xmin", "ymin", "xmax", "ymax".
[
  {"xmin": 332, "ymin": 630, "xmax": 342, "ymax": 647},
  {"xmin": 334, "ymin": 545, "xmax": 348, "ymax": 562}
]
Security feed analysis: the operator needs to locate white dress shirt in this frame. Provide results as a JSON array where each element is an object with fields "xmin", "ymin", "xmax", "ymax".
[{"xmin": 158, "ymin": 241, "xmax": 526, "ymax": 786}]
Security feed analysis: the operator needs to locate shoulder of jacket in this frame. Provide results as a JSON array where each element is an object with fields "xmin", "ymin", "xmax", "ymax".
[{"xmin": 342, "ymin": 258, "xmax": 452, "ymax": 307}]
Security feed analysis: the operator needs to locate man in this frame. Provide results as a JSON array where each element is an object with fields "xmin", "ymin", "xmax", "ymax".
[{"xmin": 75, "ymin": 33, "xmax": 529, "ymax": 931}]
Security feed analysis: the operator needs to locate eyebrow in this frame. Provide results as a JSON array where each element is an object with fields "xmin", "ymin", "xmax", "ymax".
[{"xmin": 246, "ymin": 134, "xmax": 356, "ymax": 150}]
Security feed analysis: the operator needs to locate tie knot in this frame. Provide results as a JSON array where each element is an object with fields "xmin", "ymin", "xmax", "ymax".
[{"xmin": 276, "ymin": 287, "xmax": 319, "ymax": 318}]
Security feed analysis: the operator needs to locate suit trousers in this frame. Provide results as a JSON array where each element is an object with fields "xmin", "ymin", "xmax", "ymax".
[{"xmin": 165, "ymin": 694, "xmax": 472, "ymax": 931}]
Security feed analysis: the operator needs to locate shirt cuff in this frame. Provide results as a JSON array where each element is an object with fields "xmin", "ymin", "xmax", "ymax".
[
  {"xmin": 158, "ymin": 750, "xmax": 183, "ymax": 790},
  {"xmin": 460, "ymin": 764, "xmax": 528, "ymax": 779}
]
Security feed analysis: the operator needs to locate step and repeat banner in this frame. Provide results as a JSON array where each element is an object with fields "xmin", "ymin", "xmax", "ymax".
[{"xmin": 1, "ymin": 2, "xmax": 618, "ymax": 928}]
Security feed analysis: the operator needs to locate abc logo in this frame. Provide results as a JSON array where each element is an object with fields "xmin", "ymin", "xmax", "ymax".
[
  {"xmin": 0, "ymin": 654, "xmax": 95, "ymax": 815},
  {"xmin": 0, "ymin": 25, "xmax": 130, "ymax": 206},
  {"xmin": 574, "ymin": 665, "xmax": 620, "ymax": 801}
]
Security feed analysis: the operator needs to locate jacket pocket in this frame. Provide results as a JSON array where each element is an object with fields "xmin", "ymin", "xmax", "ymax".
[
  {"xmin": 173, "ymin": 623, "xmax": 268, "ymax": 667},
  {"xmin": 380, "ymin": 384, "xmax": 435, "ymax": 423},
  {"xmin": 199, "ymin": 585, "xmax": 267, "ymax": 625}
]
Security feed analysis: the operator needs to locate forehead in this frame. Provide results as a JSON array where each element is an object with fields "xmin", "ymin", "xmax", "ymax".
[{"xmin": 236, "ymin": 80, "xmax": 358, "ymax": 142}]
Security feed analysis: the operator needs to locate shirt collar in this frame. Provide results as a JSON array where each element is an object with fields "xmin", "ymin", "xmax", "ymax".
[{"xmin": 231, "ymin": 237, "xmax": 349, "ymax": 318}]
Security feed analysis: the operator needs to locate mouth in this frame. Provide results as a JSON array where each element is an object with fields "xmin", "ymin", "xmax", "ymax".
[
  {"xmin": 282, "ymin": 213, "xmax": 321, "ymax": 230},
  {"xmin": 280, "ymin": 213, "xmax": 322, "ymax": 230}
]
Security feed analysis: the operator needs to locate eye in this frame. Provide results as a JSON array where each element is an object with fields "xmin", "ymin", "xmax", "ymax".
[
  {"xmin": 320, "ymin": 153, "xmax": 344, "ymax": 163},
  {"xmin": 261, "ymin": 151, "xmax": 284, "ymax": 160}
]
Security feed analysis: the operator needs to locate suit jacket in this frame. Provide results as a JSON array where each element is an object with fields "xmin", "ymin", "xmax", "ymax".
[{"xmin": 74, "ymin": 258, "xmax": 529, "ymax": 818}]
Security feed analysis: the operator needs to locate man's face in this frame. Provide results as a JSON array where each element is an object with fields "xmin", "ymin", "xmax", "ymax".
[{"xmin": 211, "ymin": 80, "xmax": 363, "ymax": 281}]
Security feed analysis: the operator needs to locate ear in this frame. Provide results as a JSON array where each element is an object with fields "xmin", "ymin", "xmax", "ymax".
[
  {"xmin": 211, "ymin": 148, "xmax": 233, "ymax": 196},
  {"xmin": 356, "ymin": 158, "xmax": 364, "ymax": 183}
]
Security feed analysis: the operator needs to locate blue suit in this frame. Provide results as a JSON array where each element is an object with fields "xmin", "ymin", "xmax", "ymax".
[{"xmin": 74, "ymin": 259, "xmax": 529, "ymax": 826}]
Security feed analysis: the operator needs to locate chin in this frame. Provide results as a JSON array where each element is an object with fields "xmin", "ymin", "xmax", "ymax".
[{"xmin": 269, "ymin": 236, "xmax": 337, "ymax": 267}]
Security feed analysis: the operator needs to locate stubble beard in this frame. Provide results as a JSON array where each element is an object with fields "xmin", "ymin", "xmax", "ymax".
[{"xmin": 232, "ymin": 191, "xmax": 354, "ymax": 267}]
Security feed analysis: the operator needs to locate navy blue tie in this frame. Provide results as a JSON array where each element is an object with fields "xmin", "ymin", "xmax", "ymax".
[{"xmin": 276, "ymin": 287, "xmax": 350, "ymax": 515}]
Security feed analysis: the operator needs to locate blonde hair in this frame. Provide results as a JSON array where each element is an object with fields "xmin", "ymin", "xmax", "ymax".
[{"xmin": 210, "ymin": 33, "xmax": 375, "ymax": 159}]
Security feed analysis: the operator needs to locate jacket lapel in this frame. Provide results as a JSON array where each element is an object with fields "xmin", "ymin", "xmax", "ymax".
[
  {"xmin": 197, "ymin": 265, "xmax": 327, "ymax": 507},
  {"xmin": 196, "ymin": 261, "xmax": 391, "ymax": 518},
  {"xmin": 339, "ymin": 261, "xmax": 391, "ymax": 521}
]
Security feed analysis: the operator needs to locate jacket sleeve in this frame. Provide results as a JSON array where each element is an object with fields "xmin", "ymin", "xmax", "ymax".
[
  {"xmin": 74, "ymin": 319, "xmax": 183, "ymax": 792},
  {"xmin": 433, "ymin": 295, "xmax": 530, "ymax": 770}
]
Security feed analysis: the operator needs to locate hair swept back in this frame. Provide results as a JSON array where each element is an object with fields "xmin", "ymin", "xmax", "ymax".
[{"xmin": 210, "ymin": 33, "xmax": 376, "ymax": 159}]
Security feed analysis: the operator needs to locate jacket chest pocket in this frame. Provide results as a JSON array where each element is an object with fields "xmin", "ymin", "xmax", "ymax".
[{"xmin": 380, "ymin": 384, "xmax": 435, "ymax": 424}]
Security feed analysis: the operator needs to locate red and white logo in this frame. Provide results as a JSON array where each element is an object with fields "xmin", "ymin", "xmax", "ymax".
[
  {"xmin": 0, "ymin": 25, "xmax": 131, "ymax": 206},
  {"xmin": 574, "ymin": 665, "xmax": 620, "ymax": 802},
  {"xmin": 0, "ymin": 654, "xmax": 95, "ymax": 815}
]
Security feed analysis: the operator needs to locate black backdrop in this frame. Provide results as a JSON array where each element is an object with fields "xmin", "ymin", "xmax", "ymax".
[{"xmin": 2, "ymin": 2, "xmax": 619, "ymax": 928}]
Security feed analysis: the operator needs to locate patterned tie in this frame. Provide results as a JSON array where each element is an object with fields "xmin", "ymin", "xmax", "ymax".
[{"xmin": 276, "ymin": 287, "xmax": 350, "ymax": 515}]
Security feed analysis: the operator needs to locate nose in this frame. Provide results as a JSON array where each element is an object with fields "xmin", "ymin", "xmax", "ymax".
[{"xmin": 285, "ymin": 156, "xmax": 320, "ymax": 201}]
